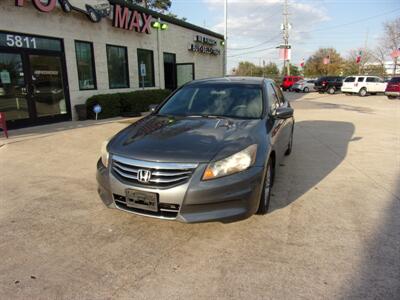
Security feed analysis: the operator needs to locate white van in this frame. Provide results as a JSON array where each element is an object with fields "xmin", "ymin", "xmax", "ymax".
[
  {"xmin": 341, "ymin": 76, "xmax": 387, "ymax": 97},
  {"xmin": 59, "ymin": 0, "xmax": 111, "ymax": 23}
]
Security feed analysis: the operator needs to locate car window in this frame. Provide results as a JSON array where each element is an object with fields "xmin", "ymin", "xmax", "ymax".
[
  {"xmin": 267, "ymin": 83, "xmax": 280, "ymax": 113},
  {"xmin": 345, "ymin": 77, "xmax": 355, "ymax": 82},
  {"xmin": 358, "ymin": 77, "xmax": 364, "ymax": 82},
  {"xmin": 271, "ymin": 83, "xmax": 286, "ymax": 105},
  {"xmin": 389, "ymin": 77, "xmax": 400, "ymax": 83},
  {"xmin": 366, "ymin": 77, "xmax": 375, "ymax": 82},
  {"xmin": 376, "ymin": 78, "xmax": 384, "ymax": 83},
  {"xmin": 158, "ymin": 83, "xmax": 263, "ymax": 119},
  {"xmin": 307, "ymin": 80, "xmax": 315, "ymax": 83}
]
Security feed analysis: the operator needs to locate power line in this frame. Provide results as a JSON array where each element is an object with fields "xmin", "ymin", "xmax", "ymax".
[
  {"xmin": 228, "ymin": 46, "xmax": 277, "ymax": 58},
  {"xmin": 228, "ymin": 34, "xmax": 281, "ymax": 51}
]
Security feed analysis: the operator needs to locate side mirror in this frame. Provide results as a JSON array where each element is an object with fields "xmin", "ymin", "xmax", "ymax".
[
  {"xmin": 275, "ymin": 107, "xmax": 294, "ymax": 119},
  {"xmin": 148, "ymin": 104, "xmax": 158, "ymax": 113}
]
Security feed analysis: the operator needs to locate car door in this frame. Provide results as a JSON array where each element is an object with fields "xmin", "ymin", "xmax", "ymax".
[
  {"xmin": 266, "ymin": 82, "xmax": 285, "ymax": 159},
  {"xmin": 366, "ymin": 77, "xmax": 376, "ymax": 92},
  {"xmin": 375, "ymin": 77, "xmax": 386, "ymax": 92}
]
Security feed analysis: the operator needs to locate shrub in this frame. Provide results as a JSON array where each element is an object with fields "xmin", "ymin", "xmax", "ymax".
[{"xmin": 85, "ymin": 89, "xmax": 171, "ymax": 120}]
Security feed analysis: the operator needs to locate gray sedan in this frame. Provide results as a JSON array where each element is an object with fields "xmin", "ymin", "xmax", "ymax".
[
  {"xmin": 292, "ymin": 79, "xmax": 316, "ymax": 93},
  {"xmin": 97, "ymin": 77, "xmax": 295, "ymax": 223}
]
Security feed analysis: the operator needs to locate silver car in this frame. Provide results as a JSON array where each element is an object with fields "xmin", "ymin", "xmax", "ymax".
[
  {"xmin": 97, "ymin": 77, "xmax": 295, "ymax": 223},
  {"xmin": 292, "ymin": 79, "xmax": 316, "ymax": 93}
]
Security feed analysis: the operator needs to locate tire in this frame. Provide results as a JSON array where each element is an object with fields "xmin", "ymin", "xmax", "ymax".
[
  {"xmin": 303, "ymin": 87, "xmax": 309, "ymax": 93},
  {"xmin": 257, "ymin": 158, "xmax": 274, "ymax": 215},
  {"xmin": 359, "ymin": 88, "xmax": 367, "ymax": 97},
  {"xmin": 371, "ymin": 93, "xmax": 377, "ymax": 95},
  {"xmin": 388, "ymin": 96, "xmax": 396, "ymax": 99},
  {"xmin": 61, "ymin": 0, "xmax": 72, "ymax": 12},
  {"xmin": 87, "ymin": 7, "xmax": 100, "ymax": 22},
  {"xmin": 285, "ymin": 129, "xmax": 293, "ymax": 156},
  {"xmin": 328, "ymin": 87, "xmax": 335, "ymax": 94}
]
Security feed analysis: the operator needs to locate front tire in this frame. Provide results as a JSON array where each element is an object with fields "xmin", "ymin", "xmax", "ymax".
[
  {"xmin": 87, "ymin": 7, "xmax": 100, "ymax": 22},
  {"xmin": 285, "ymin": 130, "xmax": 293, "ymax": 156},
  {"xmin": 328, "ymin": 87, "xmax": 335, "ymax": 94},
  {"xmin": 257, "ymin": 158, "xmax": 274, "ymax": 215},
  {"xmin": 61, "ymin": 0, "xmax": 72, "ymax": 12},
  {"xmin": 303, "ymin": 87, "xmax": 309, "ymax": 93},
  {"xmin": 359, "ymin": 88, "xmax": 367, "ymax": 97}
]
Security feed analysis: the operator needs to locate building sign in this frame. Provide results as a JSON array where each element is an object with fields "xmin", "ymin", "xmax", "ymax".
[
  {"xmin": 112, "ymin": 5, "xmax": 152, "ymax": 34},
  {"xmin": 189, "ymin": 35, "xmax": 220, "ymax": 56},
  {"xmin": 0, "ymin": 32, "xmax": 62, "ymax": 51},
  {"xmin": 15, "ymin": 1, "xmax": 153, "ymax": 33}
]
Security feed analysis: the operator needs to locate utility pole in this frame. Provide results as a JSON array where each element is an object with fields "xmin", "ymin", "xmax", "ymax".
[
  {"xmin": 283, "ymin": 0, "xmax": 290, "ymax": 76},
  {"xmin": 360, "ymin": 29, "xmax": 369, "ymax": 74},
  {"xmin": 224, "ymin": 0, "xmax": 228, "ymax": 76}
]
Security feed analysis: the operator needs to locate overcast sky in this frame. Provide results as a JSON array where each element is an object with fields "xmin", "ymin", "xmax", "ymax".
[{"xmin": 170, "ymin": 0, "xmax": 400, "ymax": 71}]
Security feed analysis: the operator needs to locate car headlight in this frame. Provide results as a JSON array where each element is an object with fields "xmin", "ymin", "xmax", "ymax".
[
  {"xmin": 202, "ymin": 144, "xmax": 257, "ymax": 180},
  {"xmin": 101, "ymin": 140, "xmax": 109, "ymax": 168}
]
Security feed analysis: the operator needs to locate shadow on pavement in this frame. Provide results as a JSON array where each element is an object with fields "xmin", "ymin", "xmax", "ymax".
[
  {"xmin": 293, "ymin": 100, "xmax": 375, "ymax": 114},
  {"xmin": 270, "ymin": 120, "xmax": 356, "ymax": 212},
  {"xmin": 344, "ymin": 180, "xmax": 400, "ymax": 299}
]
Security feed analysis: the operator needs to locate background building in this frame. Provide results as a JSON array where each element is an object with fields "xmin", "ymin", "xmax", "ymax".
[{"xmin": 0, "ymin": 0, "xmax": 224, "ymax": 129}]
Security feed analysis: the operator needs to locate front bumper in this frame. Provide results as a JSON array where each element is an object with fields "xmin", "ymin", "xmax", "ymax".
[
  {"xmin": 96, "ymin": 158, "xmax": 264, "ymax": 223},
  {"xmin": 385, "ymin": 91, "xmax": 400, "ymax": 97}
]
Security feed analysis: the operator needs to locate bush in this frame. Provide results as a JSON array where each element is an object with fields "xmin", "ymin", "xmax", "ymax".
[{"xmin": 86, "ymin": 89, "xmax": 171, "ymax": 120}]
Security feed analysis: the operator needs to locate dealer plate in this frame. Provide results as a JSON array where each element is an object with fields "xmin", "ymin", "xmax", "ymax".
[{"xmin": 125, "ymin": 189, "xmax": 158, "ymax": 212}]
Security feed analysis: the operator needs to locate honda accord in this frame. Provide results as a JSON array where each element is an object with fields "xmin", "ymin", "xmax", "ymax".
[{"xmin": 97, "ymin": 77, "xmax": 294, "ymax": 223}]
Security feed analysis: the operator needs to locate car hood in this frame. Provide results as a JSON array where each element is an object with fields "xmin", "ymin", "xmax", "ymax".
[{"xmin": 109, "ymin": 115, "xmax": 263, "ymax": 163}]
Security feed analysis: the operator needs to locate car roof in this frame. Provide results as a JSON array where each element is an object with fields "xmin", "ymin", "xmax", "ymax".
[{"xmin": 186, "ymin": 76, "xmax": 272, "ymax": 87}]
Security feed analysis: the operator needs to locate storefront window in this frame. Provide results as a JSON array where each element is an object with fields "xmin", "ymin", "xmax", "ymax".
[
  {"xmin": 75, "ymin": 41, "xmax": 96, "ymax": 90},
  {"xmin": 137, "ymin": 49, "xmax": 155, "ymax": 88},
  {"xmin": 106, "ymin": 45, "xmax": 129, "ymax": 89}
]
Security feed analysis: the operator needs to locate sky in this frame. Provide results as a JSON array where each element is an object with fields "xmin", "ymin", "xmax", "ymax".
[{"xmin": 169, "ymin": 0, "xmax": 400, "ymax": 71}]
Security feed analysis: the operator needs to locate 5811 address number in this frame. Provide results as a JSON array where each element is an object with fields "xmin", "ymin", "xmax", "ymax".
[{"xmin": 6, "ymin": 34, "xmax": 37, "ymax": 49}]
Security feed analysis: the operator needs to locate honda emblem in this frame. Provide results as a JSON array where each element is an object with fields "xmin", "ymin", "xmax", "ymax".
[{"xmin": 137, "ymin": 169, "xmax": 152, "ymax": 183}]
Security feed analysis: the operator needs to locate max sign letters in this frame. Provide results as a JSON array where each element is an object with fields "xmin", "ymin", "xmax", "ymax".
[{"xmin": 113, "ymin": 5, "xmax": 152, "ymax": 34}]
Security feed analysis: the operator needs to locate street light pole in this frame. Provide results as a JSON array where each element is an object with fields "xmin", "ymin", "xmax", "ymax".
[{"xmin": 224, "ymin": 0, "xmax": 228, "ymax": 76}]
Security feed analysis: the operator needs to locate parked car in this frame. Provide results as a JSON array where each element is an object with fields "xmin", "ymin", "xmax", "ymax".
[
  {"xmin": 292, "ymin": 79, "xmax": 316, "ymax": 93},
  {"xmin": 314, "ymin": 76, "xmax": 343, "ymax": 94},
  {"xmin": 281, "ymin": 76, "xmax": 303, "ymax": 91},
  {"xmin": 97, "ymin": 77, "xmax": 295, "ymax": 223},
  {"xmin": 341, "ymin": 76, "xmax": 387, "ymax": 97},
  {"xmin": 59, "ymin": 0, "xmax": 111, "ymax": 23},
  {"xmin": 385, "ymin": 77, "xmax": 400, "ymax": 99}
]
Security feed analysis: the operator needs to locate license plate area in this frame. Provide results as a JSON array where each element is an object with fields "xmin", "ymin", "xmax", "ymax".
[{"xmin": 125, "ymin": 189, "xmax": 158, "ymax": 212}]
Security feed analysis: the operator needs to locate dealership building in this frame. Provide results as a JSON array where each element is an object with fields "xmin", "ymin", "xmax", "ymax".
[{"xmin": 0, "ymin": 0, "xmax": 224, "ymax": 129}]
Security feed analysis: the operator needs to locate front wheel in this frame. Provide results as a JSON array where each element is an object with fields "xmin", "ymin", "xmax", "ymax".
[
  {"xmin": 285, "ymin": 131, "xmax": 293, "ymax": 156},
  {"xmin": 87, "ymin": 7, "xmax": 100, "ymax": 22},
  {"xmin": 303, "ymin": 87, "xmax": 309, "ymax": 93},
  {"xmin": 61, "ymin": 0, "xmax": 72, "ymax": 12},
  {"xmin": 328, "ymin": 87, "xmax": 335, "ymax": 94},
  {"xmin": 257, "ymin": 159, "xmax": 273, "ymax": 215},
  {"xmin": 359, "ymin": 88, "xmax": 367, "ymax": 97}
]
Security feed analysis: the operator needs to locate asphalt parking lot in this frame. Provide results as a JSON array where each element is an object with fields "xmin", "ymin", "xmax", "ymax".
[{"xmin": 0, "ymin": 92, "xmax": 399, "ymax": 299}]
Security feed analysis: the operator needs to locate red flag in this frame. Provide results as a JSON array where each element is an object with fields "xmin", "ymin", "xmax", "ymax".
[
  {"xmin": 323, "ymin": 55, "xmax": 330, "ymax": 65},
  {"xmin": 356, "ymin": 51, "xmax": 362, "ymax": 64},
  {"xmin": 300, "ymin": 58, "xmax": 305, "ymax": 68}
]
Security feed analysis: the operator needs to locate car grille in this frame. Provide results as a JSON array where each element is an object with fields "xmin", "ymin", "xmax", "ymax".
[
  {"xmin": 113, "ymin": 194, "xmax": 179, "ymax": 219},
  {"xmin": 111, "ymin": 155, "xmax": 198, "ymax": 188}
]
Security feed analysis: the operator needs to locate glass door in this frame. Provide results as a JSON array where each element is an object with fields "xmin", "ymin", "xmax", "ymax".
[
  {"xmin": 0, "ymin": 52, "xmax": 30, "ymax": 122},
  {"xmin": 28, "ymin": 54, "xmax": 68, "ymax": 118},
  {"xmin": 176, "ymin": 63, "xmax": 195, "ymax": 87},
  {"xmin": 163, "ymin": 52, "xmax": 176, "ymax": 90}
]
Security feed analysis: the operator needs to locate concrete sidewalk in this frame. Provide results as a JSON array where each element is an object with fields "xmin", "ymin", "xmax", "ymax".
[{"xmin": 0, "ymin": 93, "xmax": 399, "ymax": 299}]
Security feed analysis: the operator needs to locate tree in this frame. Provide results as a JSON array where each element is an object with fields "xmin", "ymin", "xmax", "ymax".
[
  {"xmin": 282, "ymin": 64, "xmax": 301, "ymax": 76},
  {"xmin": 381, "ymin": 17, "xmax": 400, "ymax": 75},
  {"xmin": 233, "ymin": 61, "xmax": 280, "ymax": 80},
  {"xmin": 129, "ymin": 0, "xmax": 172, "ymax": 12},
  {"xmin": 303, "ymin": 48, "xmax": 344, "ymax": 77}
]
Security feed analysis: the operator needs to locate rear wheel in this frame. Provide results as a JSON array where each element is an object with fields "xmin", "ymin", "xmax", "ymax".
[
  {"xmin": 359, "ymin": 88, "xmax": 367, "ymax": 97},
  {"xmin": 303, "ymin": 87, "xmax": 309, "ymax": 93},
  {"xmin": 328, "ymin": 87, "xmax": 335, "ymax": 94},
  {"xmin": 257, "ymin": 159, "xmax": 273, "ymax": 215}
]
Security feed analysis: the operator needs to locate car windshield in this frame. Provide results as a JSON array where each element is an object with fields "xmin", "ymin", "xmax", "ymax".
[
  {"xmin": 158, "ymin": 84, "xmax": 263, "ymax": 119},
  {"xmin": 389, "ymin": 77, "xmax": 400, "ymax": 83}
]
